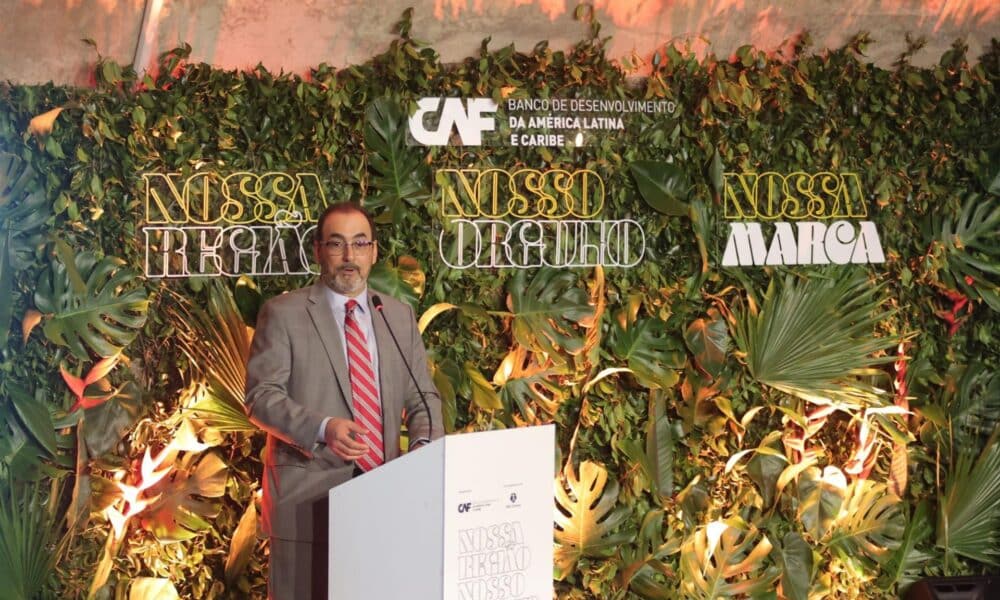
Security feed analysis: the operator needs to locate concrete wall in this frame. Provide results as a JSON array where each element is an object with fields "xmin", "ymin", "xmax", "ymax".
[{"xmin": 1, "ymin": 0, "xmax": 998, "ymax": 86}]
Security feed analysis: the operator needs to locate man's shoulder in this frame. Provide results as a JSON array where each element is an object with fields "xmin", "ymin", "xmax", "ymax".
[{"xmin": 261, "ymin": 285, "xmax": 315, "ymax": 313}]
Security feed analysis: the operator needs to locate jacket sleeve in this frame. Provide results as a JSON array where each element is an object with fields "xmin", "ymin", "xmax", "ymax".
[{"xmin": 244, "ymin": 299, "xmax": 328, "ymax": 455}]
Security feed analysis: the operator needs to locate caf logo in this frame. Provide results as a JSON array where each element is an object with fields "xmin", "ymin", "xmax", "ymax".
[
  {"xmin": 408, "ymin": 97, "xmax": 498, "ymax": 146},
  {"xmin": 457, "ymin": 502, "xmax": 472, "ymax": 513}
]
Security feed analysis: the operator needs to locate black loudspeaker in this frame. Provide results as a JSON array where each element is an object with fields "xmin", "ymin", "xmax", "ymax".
[{"xmin": 904, "ymin": 576, "xmax": 1000, "ymax": 600}]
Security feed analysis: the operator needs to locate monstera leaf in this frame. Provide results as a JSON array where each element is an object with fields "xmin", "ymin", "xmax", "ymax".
[
  {"xmin": 34, "ymin": 252, "xmax": 149, "ymax": 360},
  {"xmin": 507, "ymin": 268, "xmax": 592, "ymax": 361},
  {"xmin": 930, "ymin": 192, "xmax": 1000, "ymax": 310},
  {"xmin": 679, "ymin": 518, "xmax": 778, "ymax": 599},
  {"xmin": 0, "ymin": 153, "xmax": 50, "ymax": 349},
  {"xmin": 608, "ymin": 315, "xmax": 685, "ymax": 389},
  {"xmin": 618, "ymin": 509, "xmax": 681, "ymax": 599},
  {"xmin": 554, "ymin": 460, "xmax": 635, "ymax": 579},
  {"xmin": 493, "ymin": 346, "xmax": 569, "ymax": 421},
  {"xmin": 797, "ymin": 466, "xmax": 848, "ymax": 541},
  {"xmin": 828, "ymin": 479, "xmax": 905, "ymax": 568},
  {"xmin": 364, "ymin": 96, "xmax": 430, "ymax": 224},
  {"xmin": 140, "ymin": 451, "xmax": 227, "ymax": 543}
]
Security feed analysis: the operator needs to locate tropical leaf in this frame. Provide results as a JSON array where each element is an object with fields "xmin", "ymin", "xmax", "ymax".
[
  {"xmin": 936, "ymin": 438, "xmax": 1000, "ymax": 566},
  {"xmin": 139, "ymin": 451, "xmax": 228, "ymax": 543},
  {"xmin": 34, "ymin": 252, "xmax": 149, "ymax": 360},
  {"xmin": 828, "ymin": 479, "xmax": 905, "ymax": 567},
  {"xmin": 645, "ymin": 390, "xmax": 674, "ymax": 502},
  {"xmin": 879, "ymin": 501, "xmax": 934, "ymax": 592},
  {"xmin": 684, "ymin": 308, "xmax": 730, "ymax": 379},
  {"xmin": 129, "ymin": 577, "xmax": 180, "ymax": 600},
  {"xmin": 493, "ymin": 346, "xmax": 569, "ymax": 421},
  {"xmin": 617, "ymin": 509, "xmax": 680, "ymax": 599},
  {"xmin": 775, "ymin": 531, "xmax": 813, "ymax": 600},
  {"xmin": 608, "ymin": 315, "xmax": 685, "ymax": 390},
  {"xmin": 363, "ymin": 95, "xmax": 430, "ymax": 224},
  {"xmin": 464, "ymin": 361, "xmax": 501, "ymax": 411},
  {"xmin": 679, "ymin": 518, "xmax": 778, "ymax": 599},
  {"xmin": 948, "ymin": 362, "xmax": 1000, "ymax": 450},
  {"xmin": 224, "ymin": 500, "xmax": 258, "ymax": 584},
  {"xmin": 368, "ymin": 259, "xmax": 420, "ymax": 312},
  {"xmin": 554, "ymin": 460, "xmax": 635, "ymax": 579},
  {"xmin": 746, "ymin": 443, "xmax": 787, "ymax": 507},
  {"xmin": 731, "ymin": 270, "xmax": 896, "ymax": 404},
  {"xmin": 797, "ymin": 466, "xmax": 847, "ymax": 541},
  {"xmin": 507, "ymin": 267, "xmax": 592, "ymax": 362},
  {"xmin": 0, "ymin": 478, "xmax": 63, "ymax": 600},
  {"xmin": 930, "ymin": 192, "xmax": 1000, "ymax": 310},
  {"xmin": 170, "ymin": 282, "xmax": 255, "ymax": 433},
  {"xmin": 629, "ymin": 160, "xmax": 691, "ymax": 216},
  {"xmin": 0, "ymin": 153, "xmax": 50, "ymax": 350}
]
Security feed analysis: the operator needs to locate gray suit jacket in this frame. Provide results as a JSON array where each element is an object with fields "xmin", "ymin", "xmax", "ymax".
[{"xmin": 245, "ymin": 282, "xmax": 443, "ymax": 542}]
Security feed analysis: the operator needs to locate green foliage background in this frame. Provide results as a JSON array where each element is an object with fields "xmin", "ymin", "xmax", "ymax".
[{"xmin": 1, "ymin": 9, "xmax": 998, "ymax": 599}]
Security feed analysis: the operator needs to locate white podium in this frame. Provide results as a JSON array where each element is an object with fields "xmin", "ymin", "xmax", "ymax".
[{"xmin": 328, "ymin": 424, "xmax": 555, "ymax": 600}]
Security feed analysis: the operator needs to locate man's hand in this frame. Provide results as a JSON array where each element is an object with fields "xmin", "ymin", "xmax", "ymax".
[{"xmin": 324, "ymin": 418, "xmax": 370, "ymax": 461}]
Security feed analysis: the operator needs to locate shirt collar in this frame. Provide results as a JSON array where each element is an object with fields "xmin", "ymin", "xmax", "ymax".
[{"xmin": 323, "ymin": 285, "xmax": 369, "ymax": 314}]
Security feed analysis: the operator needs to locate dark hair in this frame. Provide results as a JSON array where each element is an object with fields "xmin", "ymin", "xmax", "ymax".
[{"xmin": 314, "ymin": 202, "xmax": 377, "ymax": 244}]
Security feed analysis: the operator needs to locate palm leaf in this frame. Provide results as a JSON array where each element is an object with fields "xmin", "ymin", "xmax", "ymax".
[
  {"xmin": 679, "ymin": 518, "xmax": 778, "ymax": 599},
  {"xmin": 0, "ymin": 153, "xmax": 50, "ymax": 350},
  {"xmin": 363, "ymin": 95, "xmax": 430, "ymax": 224},
  {"xmin": 34, "ymin": 252, "xmax": 149, "ymax": 360},
  {"xmin": 949, "ymin": 363, "xmax": 1000, "ymax": 450},
  {"xmin": 170, "ymin": 281, "xmax": 256, "ymax": 433},
  {"xmin": 0, "ymin": 478, "xmax": 62, "ymax": 600},
  {"xmin": 506, "ymin": 267, "xmax": 592, "ymax": 362},
  {"xmin": 931, "ymin": 192, "xmax": 1000, "ymax": 310},
  {"xmin": 937, "ymin": 438, "xmax": 1000, "ymax": 566},
  {"xmin": 731, "ymin": 270, "xmax": 896, "ymax": 404},
  {"xmin": 554, "ymin": 460, "xmax": 635, "ymax": 579}
]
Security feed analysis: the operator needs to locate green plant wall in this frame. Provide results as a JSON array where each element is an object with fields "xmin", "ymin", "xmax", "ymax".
[{"xmin": 1, "ymin": 8, "xmax": 998, "ymax": 599}]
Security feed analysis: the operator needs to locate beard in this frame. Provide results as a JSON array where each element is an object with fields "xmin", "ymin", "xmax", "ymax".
[{"xmin": 323, "ymin": 264, "xmax": 366, "ymax": 296}]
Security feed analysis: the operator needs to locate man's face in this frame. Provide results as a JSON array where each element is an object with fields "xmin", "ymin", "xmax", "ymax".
[{"xmin": 314, "ymin": 210, "xmax": 378, "ymax": 297}]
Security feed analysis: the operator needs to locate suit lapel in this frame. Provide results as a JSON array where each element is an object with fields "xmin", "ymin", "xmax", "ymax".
[{"xmin": 306, "ymin": 283, "xmax": 353, "ymax": 417}]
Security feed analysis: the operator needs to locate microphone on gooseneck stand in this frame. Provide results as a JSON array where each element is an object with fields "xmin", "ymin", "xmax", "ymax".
[{"xmin": 370, "ymin": 294, "xmax": 435, "ymax": 448}]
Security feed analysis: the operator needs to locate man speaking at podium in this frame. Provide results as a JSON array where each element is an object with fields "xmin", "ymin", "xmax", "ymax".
[{"xmin": 245, "ymin": 202, "xmax": 444, "ymax": 599}]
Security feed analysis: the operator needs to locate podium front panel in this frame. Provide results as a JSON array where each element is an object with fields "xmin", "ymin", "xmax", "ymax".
[{"xmin": 442, "ymin": 425, "xmax": 554, "ymax": 600}]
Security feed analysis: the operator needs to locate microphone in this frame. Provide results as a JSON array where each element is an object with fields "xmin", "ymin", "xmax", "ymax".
[{"xmin": 371, "ymin": 294, "xmax": 435, "ymax": 448}]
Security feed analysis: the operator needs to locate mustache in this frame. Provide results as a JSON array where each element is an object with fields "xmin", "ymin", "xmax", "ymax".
[{"xmin": 335, "ymin": 263, "xmax": 361, "ymax": 273}]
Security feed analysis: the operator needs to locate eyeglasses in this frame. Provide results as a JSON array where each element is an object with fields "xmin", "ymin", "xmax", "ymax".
[{"xmin": 320, "ymin": 239, "xmax": 376, "ymax": 255}]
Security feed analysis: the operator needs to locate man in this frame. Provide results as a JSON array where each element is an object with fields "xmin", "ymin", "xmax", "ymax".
[{"xmin": 245, "ymin": 202, "xmax": 444, "ymax": 599}]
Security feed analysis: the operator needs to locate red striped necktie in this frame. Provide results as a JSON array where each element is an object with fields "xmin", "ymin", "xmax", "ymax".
[{"xmin": 344, "ymin": 299, "xmax": 384, "ymax": 471}]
